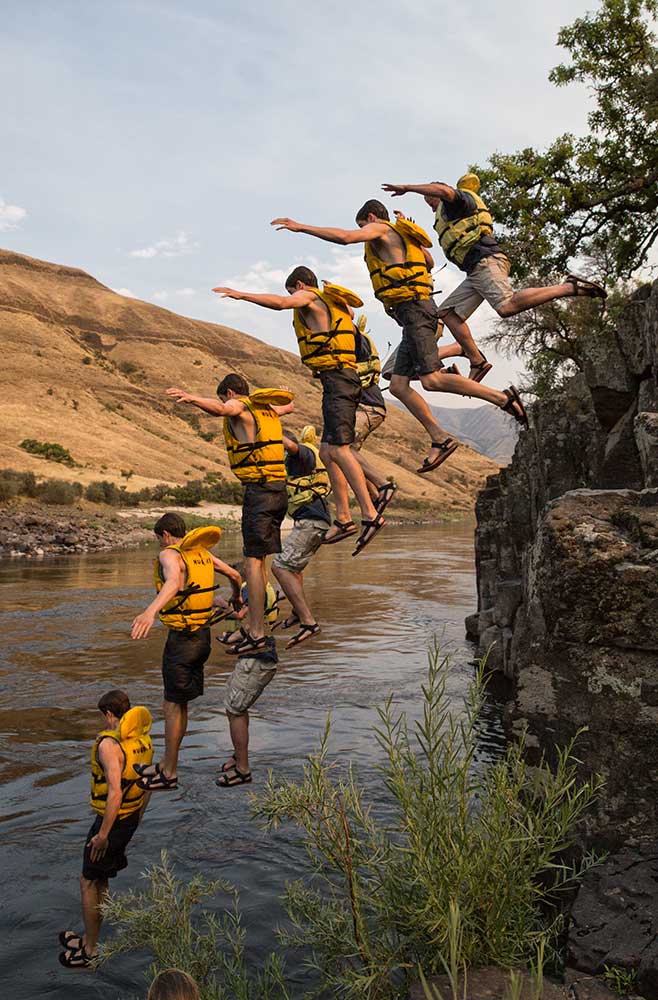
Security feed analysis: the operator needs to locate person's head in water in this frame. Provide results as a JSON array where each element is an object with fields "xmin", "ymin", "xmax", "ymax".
[
  {"xmin": 97, "ymin": 689, "xmax": 130, "ymax": 727},
  {"xmin": 355, "ymin": 199, "xmax": 390, "ymax": 227},
  {"xmin": 154, "ymin": 512, "xmax": 187, "ymax": 548},
  {"xmin": 285, "ymin": 266, "xmax": 318, "ymax": 294},
  {"xmin": 147, "ymin": 968, "xmax": 200, "ymax": 1000},
  {"xmin": 216, "ymin": 372, "xmax": 249, "ymax": 402}
]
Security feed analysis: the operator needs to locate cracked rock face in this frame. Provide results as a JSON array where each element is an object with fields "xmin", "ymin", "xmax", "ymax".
[
  {"xmin": 568, "ymin": 847, "xmax": 658, "ymax": 998},
  {"xmin": 469, "ymin": 281, "xmax": 658, "ymax": 846}
]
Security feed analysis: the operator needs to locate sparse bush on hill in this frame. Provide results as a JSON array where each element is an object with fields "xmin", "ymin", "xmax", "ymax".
[
  {"xmin": 19, "ymin": 439, "xmax": 79, "ymax": 467},
  {"xmin": 85, "ymin": 481, "xmax": 124, "ymax": 505},
  {"xmin": 35, "ymin": 479, "xmax": 83, "ymax": 506},
  {"xmin": 0, "ymin": 469, "xmax": 38, "ymax": 501}
]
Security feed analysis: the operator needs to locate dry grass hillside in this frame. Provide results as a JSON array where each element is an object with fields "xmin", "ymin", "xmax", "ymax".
[{"xmin": 0, "ymin": 249, "xmax": 498, "ymax": 515}]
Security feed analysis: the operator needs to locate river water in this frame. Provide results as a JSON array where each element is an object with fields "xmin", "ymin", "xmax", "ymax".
[{"xmin": 0, "ymin": 522, "xmax": 505, "ymax": 999}]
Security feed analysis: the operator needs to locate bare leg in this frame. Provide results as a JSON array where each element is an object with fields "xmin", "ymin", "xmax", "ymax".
[
  {"xmin": 245, "ymin": 556, "xmax": 265, "ymax": 639},
  {"xmin": 272, "ymin": 564, "xmax": 315, "ymax": 625},
  {"xmin": 228, "ymin": 711, "xmax": 250, "ymax": 772},
  {"xmin": 389, "ymin": 374, "xmax": 448, "ymax": 444},
  {"xmin": 498, "ymin": 282, "xmax": 576, "ymax": 316},
  {"xmin": 320, "ymin": 442, "xmax": 378, "ymax": 540},
  {"xmin": 320, "ymin": 447, "xmax": 351, "ymax": 522},
  {"xmin": 80, "ymin": 876, "xmax": 108, "ymax": 956},
  {"xmin": 353, "ymin": 450, "xmax": 388, "ymax": 492},
  {"xmin": 420, "ymin": 369, "xmax": 510, "ymax": 406},
  {"xmin": 162, "ymin": 699, "xmax": 188, "ymax": 778},
  {"xmin": 439, "ymin": 310, "xmax": 484, "ymax": 363}
]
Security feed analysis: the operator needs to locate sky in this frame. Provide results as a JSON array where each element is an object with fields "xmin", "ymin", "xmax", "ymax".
[{"xmin": 1, "ymin": 0, "xmax": 597, "ymax": 407}]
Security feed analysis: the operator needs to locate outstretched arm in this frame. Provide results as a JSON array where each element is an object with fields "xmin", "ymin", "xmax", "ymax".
[
  {"xmin": 271, "ymin": 218, "xmax": 388, "ymax": 246},
  {"xmin": 382, "ymin": 182, "xmax": 456, "ymax": 202},
  {"xmin": 165, "ymin": 389, "xmax": 245, "ymax": 417},
  {"xmin": 282, "ymin": 432, "xmax": 299, "ymax": 455},
  {"xmin": 211, "ymin": 287, "xmax": 316, "ymax": 310}
]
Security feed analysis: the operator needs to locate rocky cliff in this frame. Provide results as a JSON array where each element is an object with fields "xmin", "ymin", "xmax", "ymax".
[{"xmin": 467, "ymin": 281, "xmax": 658, "ymax": 988}]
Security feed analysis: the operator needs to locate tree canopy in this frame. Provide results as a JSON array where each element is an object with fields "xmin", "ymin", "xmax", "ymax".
[{"xmin": 476, "ymin": 0, "xmax": 658, "ymax": 284}]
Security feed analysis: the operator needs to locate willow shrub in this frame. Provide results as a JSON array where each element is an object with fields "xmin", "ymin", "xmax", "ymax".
[
  {"xmin": 100, "ymin": 853, "xmax": 290, "ymax": 1000},
  {"xmin": 254, "ymin": 645, "xmax": 602, "ymax": 998}
]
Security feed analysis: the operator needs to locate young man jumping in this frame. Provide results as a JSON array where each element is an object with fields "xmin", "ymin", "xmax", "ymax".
[
  {"xmin": 211, "ymin": 270, "xmax": 387, "ymax": 553},
  {"xmin": 131, "ymin": 513, "xmax": 241, "ymax": 790},
  {"xmin": 381, "ymin": 172, "xmax": 607, "ymax": 378},
  {"xmin": 166, "ymin": 374, "xmax": 293, "ymax": 655},
  {"xmin": 271, "ymin": 206, "xmax": 528, "ymax": 475}
]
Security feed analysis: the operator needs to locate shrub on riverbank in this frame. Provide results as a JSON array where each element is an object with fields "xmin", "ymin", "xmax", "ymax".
[
  {"xmin": 19, "ymin": 438, "xmax": 79, "ymax": 467},
  {"xmin": 101, "ymin": 649, "xmax": 601, "ymax": 999}
]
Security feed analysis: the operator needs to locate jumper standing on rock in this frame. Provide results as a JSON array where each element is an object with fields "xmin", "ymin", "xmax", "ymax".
[
  {"xmin": 271, "ymin": 205, "xmax": 529, "ymax": 475},
  {"xmin": 381, "ymin": 172, "xmax": 607, "ymax": 375},
  {"xmin": 166, "ymin": 374, "xmax": 293, "ymax": 656},
  {"xmin": 211, "ymin": 269, "xmax": 388, "ymax": 554}
]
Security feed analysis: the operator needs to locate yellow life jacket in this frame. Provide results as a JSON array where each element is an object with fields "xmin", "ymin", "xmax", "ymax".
[
  {"xmin": 223, "ymin": 389, "xmax": 290, "ymax": 483},
  {"xmin": 90, "ymin": 706, "xmax": 153, "ymax": 819},
  {"xmin": 222, "ymin": 581, "xmax": 280, "ymax": 633},
  {"xmin": 434, "ymin": 191, "xmax": 494, "ymax": 268},
  {"xmin": 155, "ymin": 525, "xmax": 222, "ymax": 631},
  {"xmin": 286, "ymin": 441, "xmax": 330, "ymax": 515},
  {"xmin": 355, "ymin": 315, "xmax": 381, "ymax": 389},
  {"xmin": 292, "ymin": 283, "xmax": 360, "ymax": 373},
  {"xmin": 364, "ymin": 219, "xmax": 434, "ymax": 306}
]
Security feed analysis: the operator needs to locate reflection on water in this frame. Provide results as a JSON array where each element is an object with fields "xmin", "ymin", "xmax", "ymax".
[{"xmin": 0, "ymin": 522, "xmax": 505, "ymax": 998}]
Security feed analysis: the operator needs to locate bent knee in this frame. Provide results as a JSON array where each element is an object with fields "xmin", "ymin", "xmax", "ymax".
[{"xmin": 496, "ymin": 299, "xmax": 515, "ymax": 317}]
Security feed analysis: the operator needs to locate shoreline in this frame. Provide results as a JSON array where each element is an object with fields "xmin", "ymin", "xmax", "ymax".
[{"xmin": 0, "ymin": 499, "xmax": 470, "ymax": 558}]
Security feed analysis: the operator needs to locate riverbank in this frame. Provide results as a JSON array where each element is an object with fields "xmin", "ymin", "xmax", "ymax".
[{"xmin": 0, "ymin": 498, "xmax": 462, "ymax": 557}]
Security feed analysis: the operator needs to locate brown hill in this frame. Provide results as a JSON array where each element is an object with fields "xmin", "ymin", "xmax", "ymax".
[{"xmin": 0, "ymin": 249, "xmax": 498, "ymax": 515}]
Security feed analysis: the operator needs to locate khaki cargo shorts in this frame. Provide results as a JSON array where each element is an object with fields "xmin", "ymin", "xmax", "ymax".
[
  {"xmin": 272, "ymin": 518, "xmax": 328, "ymax": 574},
  {"xmin": 353, "ymin": 405, "xmax": 386, "ymax": 450},
  {"xmin": 223, "ymin": 644, "xmax": 278, "ymax": 716},
  {"xmin": 438, "ymin": 253, "xmax": 514, "ymax": 320}
]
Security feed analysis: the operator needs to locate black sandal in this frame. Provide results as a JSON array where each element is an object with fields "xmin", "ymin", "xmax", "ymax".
[
  {"xmin": 416, "ymin": 439, "xmax": 459, "ymax": 474},
  {"xmin": 136, "ymin": 768, "xmax": 178, "ymax": 792},
  {"xmin": 215, "ymin": 766, "xmax": 253, "ymax": 788},
  {"xmin": 285, "ymin": 623, "xmax": 321, "ymax": 649},
  {"xmin": 375, "ymin": 482, "xmax": 398, "ymax": 514},
  {"xmin": 501, "ymin": 385, "xmax": 529, "ymax": 428},
  {"xmin": 468, "ymin": 352, "xmax": 492, "ymax": 383},
  {"xmin": 321, "ymin": 519, "xmax": 357, "ymax": 545},
  {"xmin": 59, "ymin": 930, "xmax": 83, "ymax": 951},
  {"xmin": 352, "ymin": 514, "xmax": 386, "ymax": 557},
  {"xmin": 227, "ymin": 632, "xmax": 270, "ymax": 656},
  {"xmin": 58, "ymin": 945, "xmax": 98, "ymax": 970},
  {"xmin": 217, "ymin": 627, "xmax": 247, "ymax": 647},
  {"xmin": 566, "ymin": 273, "xmax": 607, "ymax": 300}
]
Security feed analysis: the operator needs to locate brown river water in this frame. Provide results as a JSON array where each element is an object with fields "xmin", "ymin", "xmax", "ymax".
[{"xmin": 0, "ymin": 522, "xmax": 505, "ymax": 999}]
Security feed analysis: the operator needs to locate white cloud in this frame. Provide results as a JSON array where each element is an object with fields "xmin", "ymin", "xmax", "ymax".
[
  {"xmin": 0, "ymin": 197, "xmax": 27, "ymax": 231},
  {"xmin": 129, "ymin": 231, "xmax": 199, "ymax": 259},
  {"xmin": 152, "ymin": 287, "xmax": 198, "ymax": 302},
  {"xmin": 112, "ymin": 286, "xmax": 137, "ymax": 298}
]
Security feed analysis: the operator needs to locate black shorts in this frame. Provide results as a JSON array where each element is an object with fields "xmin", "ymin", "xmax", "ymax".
[
  {"xmin": 162, "ymin": 626, "xmax": 211, "ymax": 703},
  {"xmin": 390, "ymin": 298, "xmax": 442, "ymax": 378},
  {"xmin": 242, "ymin": 482, "xmax": 287, "ymax": 558},
  {"xmin": 82, "ymin": 811, "xmax": 140, "ymax": 881},
  {"xmin": 319, "ymin": 368, "xmax": 362, "ymax": 446}
]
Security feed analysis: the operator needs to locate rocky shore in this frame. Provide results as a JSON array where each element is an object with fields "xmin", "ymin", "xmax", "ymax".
[
  {"xmin": 0, "ymin": 504, "xmax": 155, "ymax": 556},
  {"xmin": 467, "ymin": 280, "xmax": 658, "ymax": 992}
]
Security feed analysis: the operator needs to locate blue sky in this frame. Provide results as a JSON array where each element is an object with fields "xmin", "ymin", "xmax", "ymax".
[{"xmin": 2, "ymin": 0, "xmax": 596, "ymax": 406}]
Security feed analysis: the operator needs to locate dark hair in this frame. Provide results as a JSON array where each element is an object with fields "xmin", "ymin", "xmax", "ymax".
[
  {"xmin": 356, "ymin": 199, "xmax": 389, "ymax": 223},
  {"xmin": 216, "ymin": 373, "xmax": 249, "ymax": 398},
  {"xmin": 285, "ymin": 266, "xmax": 318, "ymax": 290},
  {"xmin": 154, "ymin": 512, "xmax": 187, "ymax": 538},
  {"xmin": 147, "ymin": 969, "xmax": 200, "ymax": 1000},
  {"xmin": 98, "ymin": 689, "xmax": 131, "ymax": 719}
]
